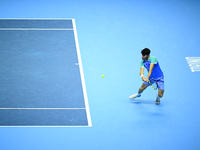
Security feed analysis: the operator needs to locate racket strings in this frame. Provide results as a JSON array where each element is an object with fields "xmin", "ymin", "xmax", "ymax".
[
  {"xmin": 151, "ymin": 82, "xmax": 157, "ymax": 89},
  {"xmin": 149, "ymin": 79, "xmax": 158, "ymax": 89}
]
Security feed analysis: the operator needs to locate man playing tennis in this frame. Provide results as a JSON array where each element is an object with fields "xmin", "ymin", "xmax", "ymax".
[{"xmin": 129, "ymin": 48, "xmax": 164, "ymax": 105}]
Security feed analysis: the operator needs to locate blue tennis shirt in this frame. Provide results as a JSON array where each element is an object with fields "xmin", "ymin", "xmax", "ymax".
[{"xmin": 141, "ymin": 56, "xmax": 164, "ymax": 80}]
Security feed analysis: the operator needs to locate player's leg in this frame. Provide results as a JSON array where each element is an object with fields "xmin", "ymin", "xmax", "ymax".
[
  {"xmin": 129, "ymin": 83, "xmax": 149, "ymax": 99},
  {"xmin": 155, "ymin": 89, "xmax": 164, "ymax": 104},
  {"xmin": 155, "ymin": 77, "xmax": 164, "ymax": 104},
  {"xmin": 158, "ymin": 89, "xmax": 164, "ymax": 98},
  {"xmin": 138, "ymin": 83, "xmax": 149, "ymax": 94}
]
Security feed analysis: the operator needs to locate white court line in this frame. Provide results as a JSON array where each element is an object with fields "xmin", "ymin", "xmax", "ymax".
[
  {"xmin": 0, "ymin": 126, "xmax": 91, "ymax": 128},
  {"xmin": 0, "ymin": 108, "xmax": 85, "ymax": 109},
  {"xmin": 0, "ymin": 28, "xmax": 73, "ymax": 30},
  {"xmin": 0, "ymin": 18, "xmax": 73, "ymax": 20},
  {"xmin": 72, "ymin": 19, "xmax": 92, "ymax": 127}
]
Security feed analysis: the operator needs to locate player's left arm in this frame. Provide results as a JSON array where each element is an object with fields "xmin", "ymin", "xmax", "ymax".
[{"xmin": 147, "ymin": 63, "xmax": 155, "ymax": 81}]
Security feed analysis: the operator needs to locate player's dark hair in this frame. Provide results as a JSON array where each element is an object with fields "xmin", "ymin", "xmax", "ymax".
[{"xmin": 141, "ymin": 48, "xmax": 151, "ymax": 56}]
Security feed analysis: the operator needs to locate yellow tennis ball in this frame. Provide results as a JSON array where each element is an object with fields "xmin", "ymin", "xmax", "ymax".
[{"xmin": 102, "ymin": 75, "xmax": 105, "ymax": 78}]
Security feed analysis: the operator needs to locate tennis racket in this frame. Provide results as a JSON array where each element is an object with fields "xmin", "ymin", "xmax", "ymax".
[{"xmin": 148, "ymin": 78, "xmax": 158, "ymax": 90}]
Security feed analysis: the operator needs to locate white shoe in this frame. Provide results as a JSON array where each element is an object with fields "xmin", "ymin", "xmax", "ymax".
[{"xmin": 129, "ymin": 93, "xmax": 141, "ymax": 99}]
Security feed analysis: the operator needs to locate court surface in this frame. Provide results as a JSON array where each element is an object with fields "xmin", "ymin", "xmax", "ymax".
[
  {"xmin": 0, "ymin": 19, "xmax": 91, "ymax": 126},
  {"xmin": 0, "ymin": 0, "xmax": 200, "ymax": 150}
]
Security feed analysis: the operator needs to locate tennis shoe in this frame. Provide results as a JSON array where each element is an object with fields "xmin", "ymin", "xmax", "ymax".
[
  {"xmin": 155, "ymin": 96, "xmax": 160, "ymax": 105},
  {"xmin": 129, "ymin": 93, "xmax": 141, "ymax": 99}
]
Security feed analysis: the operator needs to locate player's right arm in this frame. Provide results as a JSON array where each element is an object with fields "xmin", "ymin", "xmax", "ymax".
[
  {"xmin": 140, "ymin": 61, "xmax": 147, "ymax": 81},
  {"xmin": 140, "ymin": 67, "xmax": 146, "ymax": 81}
]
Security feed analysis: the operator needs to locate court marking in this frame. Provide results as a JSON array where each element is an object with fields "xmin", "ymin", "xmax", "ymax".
[
  {"xmin": 0, "ymin": 126, "xmax": 91, "ymax": 128},
  {"xmin": 0, "ymin": 18, "xmax": 92, "ymax": 127},
  {"xmin": 0, "ymin": 108, "xmax": 86, "ymax": 110},
  {"xmin": 0, "ymin": 18, "xmax": 73, "ymax": 20},
  {"xmin": 72, "ymin": 19, "xmax": 92, "ymax": 127},
  {"xmin": 185, "ymin": 57, "xmax": 200, "ymax": 72},
  {"xmin": 0, "ymin": 28, "xmax": 73, "ymax": 30}
]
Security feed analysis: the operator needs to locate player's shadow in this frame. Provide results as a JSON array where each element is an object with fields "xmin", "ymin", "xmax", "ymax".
[{"xmin": 129, "ymin": 99, "xmax": 155, "ymax": 104}]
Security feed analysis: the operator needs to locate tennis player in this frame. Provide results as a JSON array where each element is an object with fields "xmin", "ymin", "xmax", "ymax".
[{"xmin": 129, "ymin": 48, "xmax": 164, "ymax": 104}]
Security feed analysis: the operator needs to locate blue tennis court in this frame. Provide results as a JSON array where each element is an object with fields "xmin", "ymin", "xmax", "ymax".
[
  {"xmin": 0, "ymin": 0, "xmax": 200, "ymax": 150},
  {"xmin": 0, "ymin": 19, "xmax": 91, "ymax": 126}
]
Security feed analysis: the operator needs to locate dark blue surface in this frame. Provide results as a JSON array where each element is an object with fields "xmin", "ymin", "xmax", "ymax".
[
  {"xmin": 0, "ymin": 20, "xmax": 87, "ymax": 126},
  {"xmin": 0, "ymin": 19, "xmax": 73, "ymax": 28},
  {"xmin": 0, "ymin": 109, "xmax": 88, "ymax": 126},
  {"xmin": 0, "ymin": 30, "xmax": 85, "ymax": 108}
]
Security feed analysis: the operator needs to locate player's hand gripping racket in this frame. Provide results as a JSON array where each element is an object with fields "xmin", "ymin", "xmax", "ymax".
[{"xmin": 148, "ymin": 78, "xmax": 158, "ymax": 90}]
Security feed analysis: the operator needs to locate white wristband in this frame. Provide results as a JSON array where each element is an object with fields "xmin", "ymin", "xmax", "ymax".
[{"xmin": 140, "ymin": 74, "xmax": 144, "ymax": 78}]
